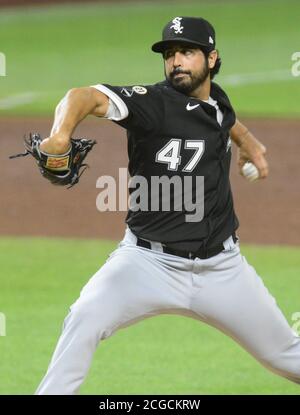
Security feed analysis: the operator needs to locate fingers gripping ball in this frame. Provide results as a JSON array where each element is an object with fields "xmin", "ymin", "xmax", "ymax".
[
  {"xmin": 10, "ymin": 133, "xmax": 96, "ymax": 188},
  {"xmin": 242, "ymin": 161, "xmax": 259, "ymax": 182}
]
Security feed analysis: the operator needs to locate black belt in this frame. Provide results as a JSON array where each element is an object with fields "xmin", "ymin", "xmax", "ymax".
[{"xmin": 136, "ymin": 233, "xmax": 238, "ymax": 260}]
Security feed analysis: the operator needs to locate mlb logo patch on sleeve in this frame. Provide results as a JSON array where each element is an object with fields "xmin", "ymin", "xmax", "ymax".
[{"xmin": 132, "ymin": 86, "xmax": 147, "ymax": 95}]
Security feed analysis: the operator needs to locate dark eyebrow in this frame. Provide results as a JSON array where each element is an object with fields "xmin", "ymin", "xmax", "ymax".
[{"xmin": 164, "ymin": 45, "xmax": 197, "ymax": 54}]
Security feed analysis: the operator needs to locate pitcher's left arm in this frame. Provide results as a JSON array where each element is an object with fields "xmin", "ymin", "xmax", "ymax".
[{"xmin": 230, "ymin": 118, "xmax": 269, "ymax": 179}]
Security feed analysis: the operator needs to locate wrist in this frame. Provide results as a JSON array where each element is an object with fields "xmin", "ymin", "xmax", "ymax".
[{"xmin": 40, "ymin": 134, "xmax": 71, "ymax": 155}]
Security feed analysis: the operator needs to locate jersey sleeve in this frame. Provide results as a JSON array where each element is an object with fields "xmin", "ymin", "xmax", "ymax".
[{"xmin": 91, "ymin": 83, "xmax": 164, "ymax": 133}]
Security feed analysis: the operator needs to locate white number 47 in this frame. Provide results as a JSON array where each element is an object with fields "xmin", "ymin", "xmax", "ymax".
[{"xmin": 156, "ymin": 139, "xmax": 205, "ymax": 172}]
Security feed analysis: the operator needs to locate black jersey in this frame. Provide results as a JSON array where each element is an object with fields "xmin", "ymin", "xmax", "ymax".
[{"xmin": 101, "ymin": 80, "xmax": 239, "ymax": 252}]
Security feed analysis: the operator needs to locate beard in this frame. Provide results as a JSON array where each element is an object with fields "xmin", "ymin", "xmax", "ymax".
[{"xmin": 166, "ymin": 59, "xmax": 210, "ymax": 95}]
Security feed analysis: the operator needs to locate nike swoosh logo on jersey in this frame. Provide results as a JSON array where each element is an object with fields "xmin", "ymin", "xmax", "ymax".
[{"xmin": 186, "ymin": 103, "xmax": 200, "ymax": 111}]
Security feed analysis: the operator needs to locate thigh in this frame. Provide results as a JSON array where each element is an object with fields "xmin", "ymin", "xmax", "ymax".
[
  {"xmin": 190, "ymin": 247, "xmax": 295, "ymax": 361},
  {"xmin": 69, "ymin": 244, "xmax": 190, "ymax": 333}
]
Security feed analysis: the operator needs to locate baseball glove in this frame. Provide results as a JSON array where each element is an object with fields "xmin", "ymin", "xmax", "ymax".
[{"xmin": 10, "ymin": 133, "xmax": 96, "ymax": 188}]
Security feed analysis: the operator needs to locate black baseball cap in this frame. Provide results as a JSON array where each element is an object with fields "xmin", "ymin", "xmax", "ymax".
[{"xmin": 151, "ymin": 16, "xmax": 216, "ymax": 54}]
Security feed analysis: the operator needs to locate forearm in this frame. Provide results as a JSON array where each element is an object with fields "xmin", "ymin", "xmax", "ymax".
[
  {"xmin": 230, "ymin": 119, "xmax": 266, "ymax": 158},
  {"xmin": 230, "ymin": 119, "xmax": 254, "ymax": 147},
  {"xmin": 51, "ymin": 88, "xmax": 100, "ymax": 138},
  {"xmin": 40, "ymin": 87, "xmax": 108, "ymax": 154},
  {"xmin": 230, "ymin": 119, "xmax": 269, "ymax": 178}
]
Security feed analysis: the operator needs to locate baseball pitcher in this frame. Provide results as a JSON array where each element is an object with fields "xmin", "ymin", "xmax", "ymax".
[{"xmin": 26, "ymin": 17, "xmax": 299, "ymax": 394}]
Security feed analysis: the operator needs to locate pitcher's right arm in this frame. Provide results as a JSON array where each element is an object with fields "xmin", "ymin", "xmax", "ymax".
[{"xmin": 40, "ymin": 87, "xmax": 109, "ymax": 154}]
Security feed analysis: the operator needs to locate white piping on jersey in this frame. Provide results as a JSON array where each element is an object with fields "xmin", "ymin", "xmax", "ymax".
[
  {"xmin": 202, "ymin": 96, "xmax": 223, "ymax": 126},
  {"xmin": 91, "ymin": 84, "xmax": 129, "ymax": 121}
]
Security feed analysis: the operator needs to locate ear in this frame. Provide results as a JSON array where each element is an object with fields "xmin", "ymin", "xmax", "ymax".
[{"xmin": 208, "ymin": 50, "xmax": 218, "ymax": 69}]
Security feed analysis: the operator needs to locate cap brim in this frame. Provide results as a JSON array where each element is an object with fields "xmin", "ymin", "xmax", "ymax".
[{"xmin": 151, "ymin": 38, "xmax": 211, "ymax": 53}]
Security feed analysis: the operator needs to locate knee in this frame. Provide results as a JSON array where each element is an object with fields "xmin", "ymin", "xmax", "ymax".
[{"xmin": 63, "ymin": 296, "xmax": 119, "ymax": 339}]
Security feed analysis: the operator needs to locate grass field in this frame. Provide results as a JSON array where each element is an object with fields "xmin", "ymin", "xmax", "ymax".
[
  {"xmin": 0, "ymin": 237, "xmax": 300, "ymax": 395},
  {"xmin": 0, "ymin": 0, "xmax": 299, "ymax": 116}
]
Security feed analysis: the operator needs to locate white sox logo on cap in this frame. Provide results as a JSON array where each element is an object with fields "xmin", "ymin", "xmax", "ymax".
[{"xmin": 170, "ymin": 17, "xmax": 184, "ymax": 34}]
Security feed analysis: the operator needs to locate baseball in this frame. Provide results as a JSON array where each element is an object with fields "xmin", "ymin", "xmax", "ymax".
[{"xmin": 242, "ymin": 162, "xmax": 259, "ymax": 182}]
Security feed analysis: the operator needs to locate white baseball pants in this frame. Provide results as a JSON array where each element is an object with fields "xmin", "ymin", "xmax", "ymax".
[{"xmin": 35, "ymin": 227, "xmax": 300, "ymax": 394}]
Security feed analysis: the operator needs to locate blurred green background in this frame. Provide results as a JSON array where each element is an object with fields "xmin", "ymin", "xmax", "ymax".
[{"xmin": 0, "ymin": 0, "xmax": 299, "ymax": 116}]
